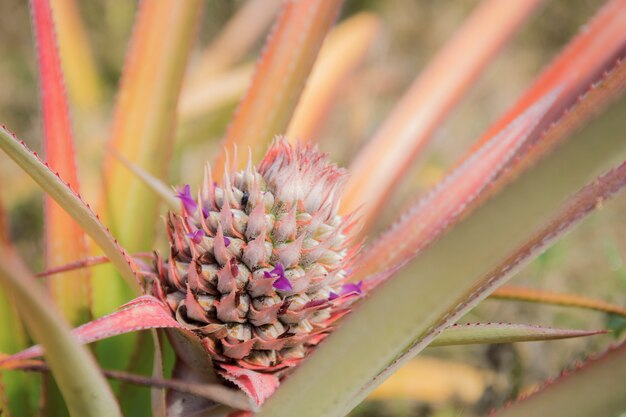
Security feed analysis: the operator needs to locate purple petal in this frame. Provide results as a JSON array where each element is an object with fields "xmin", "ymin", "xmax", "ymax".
[
  {"xmin": 263, "ymin": 271, "xmax": 273, "ymax": 279},
  {"xmin": 186, "ymin": 230, "xmax": 204, "ymax": 244},
  {"xmin": 340, "ymin": 281, "xmax": 363, "ymax": 296},
  {"xmin": 272, "ymin": 275, "xmax": 293, "ymax": 291},
  {"xmin": 176, "ymin": 184, "xmax": 197, "ymax": 214},
  {"xmin": 328, "ymin": 292, "xmax": 339, "ymax": 301},
  {"xmin": 224, "ymin": 236, "xmax": 231, "ymax": 247},
  {"xmin": 270, "ymin": 263, "xmax": 285, "ymax": 279}
]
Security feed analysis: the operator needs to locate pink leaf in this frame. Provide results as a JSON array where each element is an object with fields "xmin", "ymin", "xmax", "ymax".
[
  {"xmin": 356, "ymin": 87, "xmax": 560, "ymax": 280},
  {"xmin": 0, "ymin": 296, "xmax": 181, "ymax": 366}
]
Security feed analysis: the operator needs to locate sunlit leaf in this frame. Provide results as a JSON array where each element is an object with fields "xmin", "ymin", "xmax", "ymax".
[
  {"xmin": 212, "ymin": 0, "xmax": 344, "ymax": 178},
  {"xmin": 357, "ymin": 51, "xmax": 626, "ymax": 281},
  {"xmin": 473, "ymin": 0, "xmax": 626, "ymax": 151},
  {"xmin": 355, "ymin": 87, "xmax": 560, "ymax": 279},
  {"xmin": 186, "ymin": 0, "xmax": 282, "ymax": 82},
  {"xmin": 50, "ymin": 0, "xmax": 103, "ymax": 111},
  {"xmin": 104, "ymin": 0, "xmax": 202, "ymax": 252},
  {"xmin": 491, "ymin": 286, "xmax": 626, "ymax": 317},
  {"xmin": 179, "ymin": 63, "xmax": 253, "ymax": 124},
  {"xmin": 113, "ymin": 152, "xmax": 178, "ymax": 211},
  {"xmin": 286, "ymin": 12, "xmax": 380, "ymax": 143},
  {"xmin": 493, "ymin": 342, "xmax": 626, "ymax": 417},
  {"xmin": 255, "ymin": 73, "xmax": 626, "ymax": 417},
  {"xmin": 341, "ymin": 0, "xmax": 544, "ymax": 230},
  {"xmin": 0, "ymin": 246, "xmax": 121, "ymax": 417}
]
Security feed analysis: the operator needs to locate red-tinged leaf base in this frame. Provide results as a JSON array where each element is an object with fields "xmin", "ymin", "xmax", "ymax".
[
  {"xmin": 0, "ymin": 296, "xmax": 181, "ymax": 366},
  {"xmin": 219, "ymin": 364, "xmax": 280, "ymax": 407}
]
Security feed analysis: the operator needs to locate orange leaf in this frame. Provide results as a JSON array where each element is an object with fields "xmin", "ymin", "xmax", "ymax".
[
  {"xmin": 341, "ymin": 0, "xmax": 544, "ymax": 230},
  {"xmin": 187, "ymin": 0, "xmax": 282, "ymax": 82},
  {"xmin": 287, "ymin": 12, "xmax": 380, "ymax": 143},
  {"xmin": 212, "ymin": 0, "xmax": 344, "ymax": 178},
  {"xmin": 491, "ymin": 286, "xmax": 626, "ymax": 317},
  {"xmin": 50, "ymin": 0, "xmax": 103, "ymax": 111},
  {"xmin": 472, "ymin": 0, "xmax": 626, "ymax": 152},
  {"xmin": 31, "ymin": 0, "xmax": 90, "ymax": 324}
]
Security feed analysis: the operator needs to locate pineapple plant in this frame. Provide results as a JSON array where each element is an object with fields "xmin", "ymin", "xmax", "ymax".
[{"xmin": 0, "ymin": 0, "xmax": 626, "ymax": 416}]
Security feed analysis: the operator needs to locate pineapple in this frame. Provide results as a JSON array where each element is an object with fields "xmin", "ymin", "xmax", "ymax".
[{"xmin": 152, "ymin": 139, "xmax": 361, "ymax": 379}]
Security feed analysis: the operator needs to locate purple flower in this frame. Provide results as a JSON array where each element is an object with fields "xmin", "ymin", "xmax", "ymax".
[
  {"xmin": 272, "ymin": 275, "xmax": 293, "ymax": 291},
  {"xmin": 224, "ymin": 236, "xmax": 231, "ymax": 247},
  {"xmin": 263, "ymin": 262, "xmax": 292, "ymax": 291},
  {"xmin": 186, "ymin": 229, "xmax": 204, "ymax": 244},
  {"xmin": 176, "ymin": 184, "xmax": 197, "ymax": 214},
  {"xmin": 329, "ymin": 281, "xmax": 363, "ymax": 301}
]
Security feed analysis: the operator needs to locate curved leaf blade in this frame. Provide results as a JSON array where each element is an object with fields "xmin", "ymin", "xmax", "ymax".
[
  {"xmin": 212, "ymin": 0, "xmax": 344, "ymax": 177},
  {"xmin": 50, "ymin": 0, "xmax": 103, "ymax": 111},
  {"xmin": 186, "ymin": 0, "xmax": 281, "ymax": 81},
  {"xmin": 341, "ymin": 0, "xmax": 544, "ymax": 229},
  {"xmin": 0, "ymin": 245, "xmax": 121, "ymax": 417},
  {"xmin": 355, "ymin": 87, "xmax": 560, "ymax": 279},
  {"xmin": 0, "ymin": 126, "xmax": 140, "ymax": 292},
  {"xmin": 286, "ymin": 12, "xmax": 380, "ymax": 143},
  {"xmin": 1, "ymin": 296, "xmax": 180, "ymax": 365}
]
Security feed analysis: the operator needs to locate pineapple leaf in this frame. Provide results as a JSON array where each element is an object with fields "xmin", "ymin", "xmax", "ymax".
[
  {"xmin": 10, "ymin": 361, "xmax": 254, "ymax": 412},
  {"xmin": 0, "ymin": 245, "xmax": 121, "ymax": 417},
  {"xmin": 286, "ymin": 12, "xmax": 381, "ymax": 143},
  {"xmin": 492, "ymin": 341, "xmax": 626, "ymax": 417},
  {"xmin": 0, "ymin": 126, "xmax": 140, "ymax": 292},
  {"xmin": 0, "ymin": 182, "xmax": 33, "ymax": 416},
  {"xmin": 474, "ymin": 0, "xmax": 626, "ymax": 151},
  {"xmin": 103, "ymin": 0, "xmax": 202, "ymax": 252},
  {"xmin": 255, "ymin": 70, "xmax": 626, "ymax": 417},
  {"xmin": 49, "ymin": 0, "xmax": 103, "ymax": 111},
  {"xmin": 186, "ymin": 0, "xmax": 281, "ymax": 82},
  {"xmin": 31, "ymin": 0, "xmax": 92, "ymax": 326},
  {"xmin": 113, "ymin": 151, "xmax": 178, "ymax": 211},
  {"xmin": 341, "ymin": 0, "xmax": 544, "ymax": 230},
  {"xmin": 212, "ymin": 0, "xmax": 344, "ymax": 177},
  {"xmin": 356, "ymin": 86, "xmax": 560, "ymax": 280},
  {"xmin": 430, "ymin": 322, "xmax": 606, "ymax": 347},
  {"xmin": 490, "ymin": 286, "xmax": 626, "ymax": 317},
  {"xmin": 0, "ymin": 296, "xmax": 180, "ymax": 365},
  {"xmin": 178, "ymin": 63, "xmax": 253, "ymax": 125},
  {"xmin": 358, "ymin": 48, "xmax": 626, "ymax": 281}
]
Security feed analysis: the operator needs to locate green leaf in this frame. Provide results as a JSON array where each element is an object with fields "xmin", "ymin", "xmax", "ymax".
[
  {"xmin": 0, "ymin": 126, "xmax": 140, "ymax": 292},
  {"xmin": 113, "ymin": 152, "xmax": 178, "ymax": 211},
  {"xmin": 492, "ymin": 342, "xmax": 626, "ymax": 417},
  {"xmin": 429, "ymin": 323, "xmax": 606, "ymax": 347},
  {"xmin": 256, "ymin": 77, "xmax": 626, "ymax": 417},
  {"xmin": 0, "ymin": 245, "xmax": 121, "ymax": 417}
]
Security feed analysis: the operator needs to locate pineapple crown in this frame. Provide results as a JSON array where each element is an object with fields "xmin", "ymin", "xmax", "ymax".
[{"xmin": 153, "ymin": 139, "xmax": 361, "ymax": 375}]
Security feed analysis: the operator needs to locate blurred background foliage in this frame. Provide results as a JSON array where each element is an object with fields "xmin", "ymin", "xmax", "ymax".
[{"xmin": 0, "ymin": 1, "xmax": 624, "ymax": 416}]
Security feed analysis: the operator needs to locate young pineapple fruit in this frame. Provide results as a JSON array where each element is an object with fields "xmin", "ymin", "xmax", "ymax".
[{"xmin": 153, "ymin": 140, "xmax": 361, "ymax": 381}]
